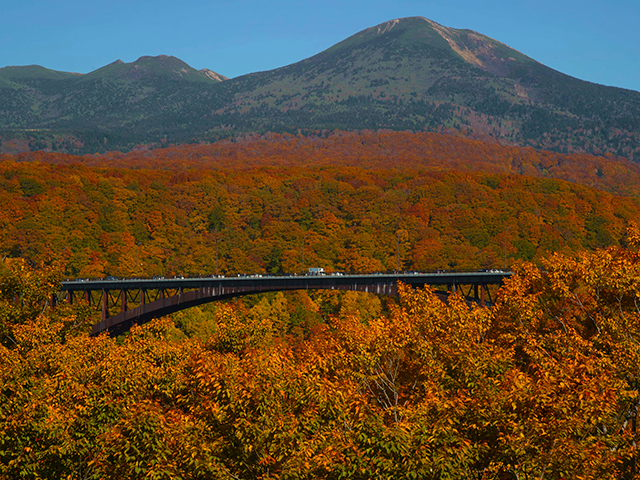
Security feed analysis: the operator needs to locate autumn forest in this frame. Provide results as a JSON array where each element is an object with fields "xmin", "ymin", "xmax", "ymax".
[{"xmin": 2, "ymin": 130, "xmax": 640, "ymax": 478}]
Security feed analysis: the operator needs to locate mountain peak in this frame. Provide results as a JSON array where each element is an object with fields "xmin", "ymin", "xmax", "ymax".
[
  {"xmin": 134, "ymin": 54, "xmax": 182, "ymax": 64},
  {"xmin": 343, "ymin": 16, "xmax": 532, "ymax": 77},
  {"xmin": 84, "ymin": 55, "xmax": 224, "ymax": 83},
  {"xmin": 367, "ymin": 16, "xmax": 449, "ymax": 34},
  {"xmin": 129, "ymin": 55, "xmax": 193, "ymax": 72}
]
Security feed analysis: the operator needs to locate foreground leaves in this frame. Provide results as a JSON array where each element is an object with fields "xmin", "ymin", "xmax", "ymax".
[{"xmin": 2, "ymin": 227, "xmax": 640, "ymax": 478}]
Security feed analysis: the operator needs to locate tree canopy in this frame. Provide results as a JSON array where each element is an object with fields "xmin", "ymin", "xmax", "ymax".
[{"xmin": 1, "ymin": 227, "xmax": 640, "ymax": 478}]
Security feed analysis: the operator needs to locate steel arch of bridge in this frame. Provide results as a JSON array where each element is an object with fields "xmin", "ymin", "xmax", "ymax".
[{"xmin": 59, "ymin": 272, "xmax": 511, "ymax": 337}]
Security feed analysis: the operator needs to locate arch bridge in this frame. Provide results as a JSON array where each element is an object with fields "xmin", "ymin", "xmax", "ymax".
[{"xmin": 60, "ymin": 272, "xmax": 511, "ymax": 337}]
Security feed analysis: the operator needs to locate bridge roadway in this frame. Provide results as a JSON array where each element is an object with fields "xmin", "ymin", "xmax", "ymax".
[{"xmin": 60, "ymin": 271, "xmax": 511, "ymax": 337}]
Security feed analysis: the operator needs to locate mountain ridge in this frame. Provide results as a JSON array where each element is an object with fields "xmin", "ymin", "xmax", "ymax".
[
  {"xmin": 0, "ymin": 55, "xmax": 228, "ymax": 84},
  {"xmin": 1, "ymin": 17, "xmax": 639, "ymax": 160}
]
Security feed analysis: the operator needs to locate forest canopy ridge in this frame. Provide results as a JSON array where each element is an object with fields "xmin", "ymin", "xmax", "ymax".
[
  {"xmin": 5, "ymin": 131, "xmax": 640, "ymax": 197},
  {"xmin": 1, "ymin": 145, "xmax": 639, "ymax": 277}
]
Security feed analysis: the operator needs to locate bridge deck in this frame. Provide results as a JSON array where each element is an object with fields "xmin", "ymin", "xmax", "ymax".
[
  {"xmin": 60, "ymin": 272, "xmax": 511, "ymax": 336},
  {"xmin": 62, "ymin": 271, "xmax": 510, "ymax": 292}
]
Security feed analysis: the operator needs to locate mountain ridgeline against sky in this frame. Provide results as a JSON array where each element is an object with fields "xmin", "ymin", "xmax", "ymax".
[{"xmin": 1, "ymin": 17, "xmax": 639, "ymax": 160}]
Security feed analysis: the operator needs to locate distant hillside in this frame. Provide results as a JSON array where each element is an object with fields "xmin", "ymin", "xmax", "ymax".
[
  {"xmin": 2, "ymin": 133, "xmax": 639, "ymax": 275},
  {"xmin": 0, "ymin": 56, "xmax": 227, "ymax": 153},
  {"xmin": 1, "ymin": 17, "xmax": 639, "ymax": 160},
  {"xmin": 8, "ymin": 130, "xmax": 640, "ymax": 198}
]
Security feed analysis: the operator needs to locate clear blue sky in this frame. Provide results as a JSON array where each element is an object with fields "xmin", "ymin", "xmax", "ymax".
[{"xmin": 2, "ymin": 0, "xmax": 639, "ymax": 92}]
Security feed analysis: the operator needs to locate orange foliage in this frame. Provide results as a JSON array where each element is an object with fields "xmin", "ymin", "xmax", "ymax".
[
  {"xmin": 1, "ymin": 147, "xmax": 639, "ymax": 277},
  {"xmin": 8, "ymin": 130, "xmax": 639, "ymax": 196}
]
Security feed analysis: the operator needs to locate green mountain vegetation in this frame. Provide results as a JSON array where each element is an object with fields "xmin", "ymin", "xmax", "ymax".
[
  {"xmin": 0, "ymin": 55, "xmax": 227, "ymax": 153},
  {"xmin": 1, "ymin": 17, "xmax": 639, "ymax": 160}
]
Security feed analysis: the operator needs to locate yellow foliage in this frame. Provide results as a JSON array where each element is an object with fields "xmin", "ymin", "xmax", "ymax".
[{"xmin": 3, "ymin": 238, "xmax": 640, "ymax": 478}]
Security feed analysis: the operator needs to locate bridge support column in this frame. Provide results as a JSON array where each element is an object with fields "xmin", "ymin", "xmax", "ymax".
[
  {"xmin": 67, "ymin": 291, "xmax": 73, "ymax": 305},
  {"xmin": 121, "ymin": 289, "xmax": 127, "ymax": 313},
  {"xmin": 102, "ymin": 290, "xmax": 108, "ymax": 321}
]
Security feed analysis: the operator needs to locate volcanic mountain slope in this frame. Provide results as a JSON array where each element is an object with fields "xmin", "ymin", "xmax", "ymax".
[
  {"xmin": 1, "ymin": 17, "xmax": 639, "ymax": 160},
  {"xmin": 211, "ymin": 17, "xmax": 640, "ymax": 160}
]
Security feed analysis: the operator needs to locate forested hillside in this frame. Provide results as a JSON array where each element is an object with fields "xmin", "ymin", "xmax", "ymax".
[
  {"xmin": 3, "ymin": 122, "xmax": 640, "ymax": 478},
  {"xmin": 10, "ymin": 130, "xmax": 639, "ymax": 195},
  {"xmin": 2, "ymin": 229, "xmax": 640, "ymax": 478},
  {"xmin": 1, "ymin": 138, "xmax": 638, "ymax": 278}
]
